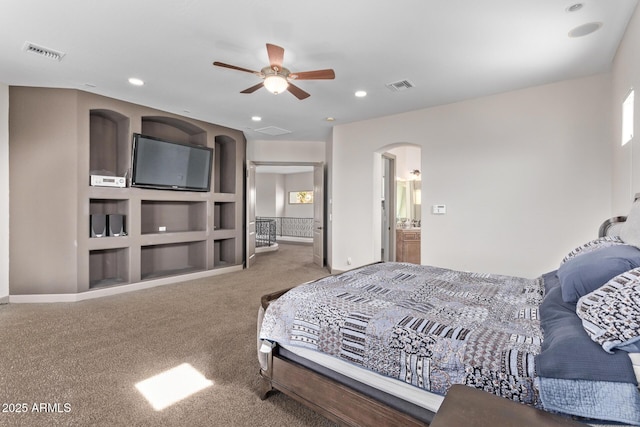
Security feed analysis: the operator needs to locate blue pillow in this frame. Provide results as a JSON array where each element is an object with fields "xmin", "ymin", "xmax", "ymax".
[{"xmin": 557, "ymin": 244, "xmax": 640, "ymax": 303}]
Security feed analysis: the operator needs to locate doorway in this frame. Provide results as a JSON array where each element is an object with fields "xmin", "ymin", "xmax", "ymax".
[
  {"xmin": 246, "ymin": 161, "xmax": 325, "ymax": 269},
  {"xmin": 379, "ymin": 145, "xmax": 422, "ymax": 264}
]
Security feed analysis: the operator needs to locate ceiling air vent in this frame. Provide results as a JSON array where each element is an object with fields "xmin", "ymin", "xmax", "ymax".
[
  {"xmin": 386, "ymin": 79, "xmax": 415, "ymax": 92},
  {"xmin": 22, "ymin": 42, "xmax": 66, "ymax": 61},
  {"xmin": 254, "ymin": 126, "xmax": 292, "ymax": 136}
]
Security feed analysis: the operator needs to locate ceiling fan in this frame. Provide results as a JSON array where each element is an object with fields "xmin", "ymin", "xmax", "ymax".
[{"xmin": 213, "ymin": 43, "xmax": 335, "ymax": 100}]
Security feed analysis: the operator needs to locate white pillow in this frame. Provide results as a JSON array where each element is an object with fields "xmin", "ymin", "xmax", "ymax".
[{"xmin": 620, "ymin": 201, "xmax": 640, "ymax": 248}]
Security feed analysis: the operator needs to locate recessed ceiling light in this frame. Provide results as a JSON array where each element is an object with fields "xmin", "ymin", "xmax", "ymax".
[
  {"xmin": 251, "ymin": 116, "xmax": 262, "ymax": 121},
  {"xmin": 355, "ymin": 90, "xmax": 367, "ymax": 98},
  {"xmin": 326, "ymin": 117, "xmax": 335, "ymax": 122},
  {"xmin": 128, "ymin": 77, "xmax": 144, "ymax": 86},
  {"xmin": 566, "ymin": 3, "xmax": 583, "ymax": 12},
  {"xmin": 568, "ymin": 22, "xmax": 603, "ymax": 38}
]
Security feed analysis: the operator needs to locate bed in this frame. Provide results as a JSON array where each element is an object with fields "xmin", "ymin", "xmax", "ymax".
[{"xmin": 257, "ymin": 208, "xmax": 640, "ymax": 426}]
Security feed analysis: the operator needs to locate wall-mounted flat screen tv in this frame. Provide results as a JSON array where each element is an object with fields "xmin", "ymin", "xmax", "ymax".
[{"xmin": 131, "ymin": 133, "xmax": 213, "ymax": 192}]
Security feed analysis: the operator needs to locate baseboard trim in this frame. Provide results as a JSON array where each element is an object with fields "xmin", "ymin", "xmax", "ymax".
[
  {"xmin": 256, "ymin": 243, "xmax": 279, "ymax": 253},
  {"xmin": 0, "ymin": 295, "xmax": 9, "ymax": 305},
  {"xmin": 8, "ymin": 265, "xmax": 244, "ymax": 303}
]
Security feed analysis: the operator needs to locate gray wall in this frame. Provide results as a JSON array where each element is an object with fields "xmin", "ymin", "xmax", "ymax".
[{"xmin": 9, "ymin": 88, "xmax": 80, "ymax": 293}]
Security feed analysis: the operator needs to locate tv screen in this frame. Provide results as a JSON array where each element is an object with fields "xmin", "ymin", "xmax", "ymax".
[{"xmin": 131, "ymin": 133, "xmax": 213, "ymax": 192}]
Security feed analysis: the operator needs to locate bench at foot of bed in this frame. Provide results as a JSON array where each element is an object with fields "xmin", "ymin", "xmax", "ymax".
[{"xmin": 431, "ymin": 385, "xmax": 584, "ymax": 427}]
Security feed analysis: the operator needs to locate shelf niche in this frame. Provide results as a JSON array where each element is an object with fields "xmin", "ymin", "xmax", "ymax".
[
  {"xmin": 90, "ymin": 248, "xmax": 129, "ymax": 288},
  {"xmin": 214, "ymin": 238, "xmax": 236, "ymax": 268},
  {"xmin": 141, "ymin": 200, "xmax": 207, "ymax": 234},
  {"xmin": 141, "ymin": 116, "xmax": 207, "ymax": 146},
  {"xmin": 141, "ymin": 241, "xmax": 206, "ymax": 280},
  {"xmin": 90, "ymin": 198, "xmax": 128, "ymax": 216},
  {"xmin": 90, "ymin": 109, "xmax": 130, "ymax": 177},
  {"xmin": 90, "ymin": 198, "xmax": 129, "ymax": 238},
  {"xmin": 214, "ymin": 202, "xmax": 235, "ymax": 231},
  {"xmin": 214, "ymin": 135, "xmax": 236, "ymax": 194}
]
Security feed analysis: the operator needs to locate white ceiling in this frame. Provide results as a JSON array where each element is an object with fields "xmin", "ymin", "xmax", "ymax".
[{"xmin": 1, "ymin": 1, "xmax": 637, "ymax": 142}]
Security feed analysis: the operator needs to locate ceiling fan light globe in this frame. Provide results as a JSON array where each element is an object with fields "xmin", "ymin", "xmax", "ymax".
[{"xmin": 264, "ymin": 75, "xmax": 289, "ymax": 95}]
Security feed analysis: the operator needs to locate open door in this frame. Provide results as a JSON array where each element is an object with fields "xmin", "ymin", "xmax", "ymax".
[
  {"xmin": 381, "ymin": 154, "xmax": 396, "ymax": 262},
  {"xmin": 313, "ymin": 163, "xmax": 325, "ymax": 267},
  {"xmin": 246, "ymin": 162, "xmax": 256, "ymax": 268}
]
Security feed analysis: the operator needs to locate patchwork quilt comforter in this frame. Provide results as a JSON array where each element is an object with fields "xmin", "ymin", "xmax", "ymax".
[
  {"xmin": 260, "ymin": 262, "xmax": 544, "ymax": 404},
  {"xmin": 259, "ymin": 262, "xmax": 640, "ymax": 425}
]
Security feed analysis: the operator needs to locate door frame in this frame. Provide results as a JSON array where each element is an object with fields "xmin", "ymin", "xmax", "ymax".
[
  {"xmin": 381, "ymin": 153, "xmax": 396, "ymax": 262},
  {"xmin": 245, "ymin": 161, "xmax": 326, "ymax": 268}
]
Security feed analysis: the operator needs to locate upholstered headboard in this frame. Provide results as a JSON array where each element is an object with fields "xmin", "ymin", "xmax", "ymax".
[{"xmin": 599, "ymin": 193, "xmax": 640, "ymax": 238}]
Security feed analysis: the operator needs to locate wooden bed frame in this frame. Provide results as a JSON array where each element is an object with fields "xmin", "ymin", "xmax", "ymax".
[{"xmin": 259, "ymin": 289, "xmax": 433, "ymax": 427}]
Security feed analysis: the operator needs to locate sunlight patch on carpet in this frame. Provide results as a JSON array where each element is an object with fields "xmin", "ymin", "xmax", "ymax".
[{"xmin": 135, "ymin": 363, "xmax": 214, "ymax": 411}]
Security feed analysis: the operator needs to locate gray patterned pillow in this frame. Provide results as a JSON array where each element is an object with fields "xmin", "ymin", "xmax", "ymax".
[
  {"xmin": 561, "ymin": 236, "xmax": 624, "ymax": 265},
  {"xmin": 576, "ymin": 268, "xmax": 640, "ymax": 353}
]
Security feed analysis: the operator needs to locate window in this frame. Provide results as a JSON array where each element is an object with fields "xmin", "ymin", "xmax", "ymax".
[{"xmin": 622, "ymin": 89, "xmax": 634, "ymax": 146}]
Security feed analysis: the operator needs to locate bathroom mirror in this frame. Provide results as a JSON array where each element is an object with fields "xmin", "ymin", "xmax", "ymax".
[{"xmin": 396, "ymin": 180, "xmax": 421, "ymax": 227}]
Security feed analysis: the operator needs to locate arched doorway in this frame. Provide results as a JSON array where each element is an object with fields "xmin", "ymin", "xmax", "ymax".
[{"xmin": 377, "ymin": 144, "xmax": 422, "ymax": 264}]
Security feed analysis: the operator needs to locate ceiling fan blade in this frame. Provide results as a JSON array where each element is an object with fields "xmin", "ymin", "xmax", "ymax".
[
  {"xmin": 287, "ymin": 82, "xmax": 310, "ymax": 100},
  {"xmin": 290, "ymin": 69, "xmax": 336, "ymax": 80},
  {"xmin": 240, "ymin": 82, "xmax": 264, "ymax": 94},
  {"xmin": 213, "ymin": 61, "xmax": 259, "ymax": 74},
  {"xmin": 266, "ymin": 43, "xmax": 284, "ymax": 71}
]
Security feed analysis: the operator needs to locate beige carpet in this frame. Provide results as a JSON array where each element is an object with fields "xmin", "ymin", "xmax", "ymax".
[{"xmin": 0, "ymin": 244, "xmax": 337, "ymax": 427}]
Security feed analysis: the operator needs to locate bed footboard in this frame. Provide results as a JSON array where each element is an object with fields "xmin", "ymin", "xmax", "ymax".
[
  {"xmin": 259, "ymin": 345, "xmax": 430, "ymax": 426},
  {"xmin": 258, "ymin": 288, "xmax": 432, "ymax": 427}
]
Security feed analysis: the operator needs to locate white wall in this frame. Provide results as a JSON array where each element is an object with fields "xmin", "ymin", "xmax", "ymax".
[
  {"xmin": 255, "ymin": 173, "xmax": 284, "ymax": 217},
  {"xmin": 612, "ymin": 4, "xmax": 640, "ymax": 213},
  {"xmin": 0, "ymin": 83, "xmax": 8, "ymax": 302},
  {"xmin": 331, "ymin": 74, "xmax": 612, "ymax": 278},
  {"xmin": 387, "ymin": 145, "xmax": 421, "ymax": 181},
  {"xmin": 255, "ymin": 171, "xmax": 315, "ymax": 218},
  {"xmin": 248, "ymin": 139, "xmax": 325, "ymax": 163}
]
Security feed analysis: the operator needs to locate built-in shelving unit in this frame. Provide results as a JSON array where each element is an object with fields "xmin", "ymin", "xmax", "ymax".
[
  {"xmin": 86, "ymin": 109, "xmax": 244, "ymax": 289},
  {"xmin": 8, "ymin": 87, "xmax": 246, "ymax": 298}
]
